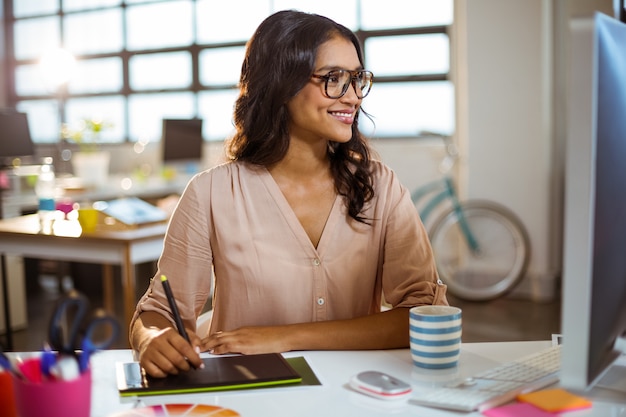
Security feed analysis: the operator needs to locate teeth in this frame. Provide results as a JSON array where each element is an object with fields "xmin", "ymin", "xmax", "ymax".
[{"xmin": 332, "ymin": 112, "xmax": 352, "ymax": 117}]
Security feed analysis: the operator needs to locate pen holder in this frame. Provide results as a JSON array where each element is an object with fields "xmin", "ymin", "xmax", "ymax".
[
  {"xmin": 0, "ymin": 371, "xmax": 18, "ymax": 417},
  {"xmin": 12, "ymin": 369, "xmax": 91, "ymax": 417}
]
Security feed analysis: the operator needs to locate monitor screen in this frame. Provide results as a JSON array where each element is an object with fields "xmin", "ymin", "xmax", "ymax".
[
  {"xmin": 561, "ymin": 12, "xmax": 626, "ymax": 394},
  {"xmin": 0, "ymin": 110, "xmax": 35, "ymax": 160},
  {"xmin": 161, "ymin": 118, "xmax": 204, "ymax": 169},
  {"xmin": 615, "ymin": 0, "xmax": 626, "ymax": 23}
]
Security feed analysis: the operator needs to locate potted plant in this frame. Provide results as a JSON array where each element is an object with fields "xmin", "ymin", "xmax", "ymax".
[{"xmin": 63, "ymin": 118, "xmax": 112, "ymax": 188}]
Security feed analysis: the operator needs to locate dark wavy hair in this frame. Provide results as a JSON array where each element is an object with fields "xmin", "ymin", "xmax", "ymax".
[{"xmin": 225, "ymin": 10, "xmax": 375, "ymax": 223}]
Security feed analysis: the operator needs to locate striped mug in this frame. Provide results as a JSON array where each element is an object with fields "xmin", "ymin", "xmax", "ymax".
[{"xmin": 410, "ymin": 305, "xmax": 462, "ymax": 369}]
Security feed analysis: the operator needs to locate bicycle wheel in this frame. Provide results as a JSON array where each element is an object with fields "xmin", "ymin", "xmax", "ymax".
[{"xmin": 428, "ymin": 200, "xmax": 530, "ymax": 301}]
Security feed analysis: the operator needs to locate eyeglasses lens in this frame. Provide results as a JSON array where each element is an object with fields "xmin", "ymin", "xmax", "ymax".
[{"xmin": 326, "ymin": 70, "xmax": 372, "ymax": 99}]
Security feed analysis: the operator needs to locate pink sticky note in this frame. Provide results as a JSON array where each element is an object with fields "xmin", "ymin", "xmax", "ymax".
[{"xmin": 482, "ymin": 402, "xmax": 555, "ymax": 417}]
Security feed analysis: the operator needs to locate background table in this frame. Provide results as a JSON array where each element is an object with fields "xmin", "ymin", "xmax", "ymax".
[{"xmin": 0, "ymin": 214, "xmax": 167, "ymax": 349}]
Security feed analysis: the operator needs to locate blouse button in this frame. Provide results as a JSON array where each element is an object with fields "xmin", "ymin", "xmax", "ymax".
[
  {"xmin": 317, "ymin": 297, "xmax": 325, "ymax": 305},
  {"xmin": 312, "ymin": 258, "xmax": 321, "ymax": 266}
]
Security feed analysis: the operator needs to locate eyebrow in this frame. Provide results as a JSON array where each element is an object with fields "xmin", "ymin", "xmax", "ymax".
[{"xmin": 315, "ymin": 65, "xmax": 365, "ymax": 73}]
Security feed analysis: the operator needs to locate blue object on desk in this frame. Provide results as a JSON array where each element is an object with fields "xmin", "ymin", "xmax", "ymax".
[
  {"xmin": 47, "ymin": 290, "xmax": 120, "ymax": 373},
  {"xmin": 99, "ymin": 197, "xmax": 168, "ymax": 226},
  {"xmin": 0, "ymin": 349, "xmax": 13, "ymax": 372},
  {"xmin": 40, "ymin": 345, "xmax": 56, "ymax": 378}
]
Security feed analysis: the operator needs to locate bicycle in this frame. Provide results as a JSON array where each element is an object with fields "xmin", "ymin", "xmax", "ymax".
[{"xmin": 411, "ymin": 133, "xmax": 531, "ymax": 301}]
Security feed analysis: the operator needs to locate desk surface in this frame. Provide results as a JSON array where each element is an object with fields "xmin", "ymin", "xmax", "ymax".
[
  {"xmin": 78, "ymin": 341, "xmax": 623, "ymax": 417},
  {"xmin": 0, "ymin": 213, "xmax": 167, "ymax": 242}
]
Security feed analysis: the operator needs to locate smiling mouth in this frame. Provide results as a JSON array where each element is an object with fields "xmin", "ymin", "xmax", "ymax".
[{"xmin": 330, "ymin": 111, "xmax": 354, "ymax": 123}]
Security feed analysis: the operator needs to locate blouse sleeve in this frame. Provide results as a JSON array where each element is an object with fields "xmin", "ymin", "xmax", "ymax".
[
  {"xmin": 375, "ymin": 164, "xmax": 449, "ymax": 308},
  {"xmin": 130, "ymin": 172, "xmax": 214, "ymax": 336}
]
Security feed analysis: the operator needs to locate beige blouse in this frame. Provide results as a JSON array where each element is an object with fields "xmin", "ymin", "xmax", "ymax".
[{"xmin": 132, "ymin": 160, "xmax": 446, "ymax": 337}]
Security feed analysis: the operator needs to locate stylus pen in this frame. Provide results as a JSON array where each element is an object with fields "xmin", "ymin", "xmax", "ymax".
[{"xmin": 161, "ymin": 275, "xmax": 191, "ymax": 343}]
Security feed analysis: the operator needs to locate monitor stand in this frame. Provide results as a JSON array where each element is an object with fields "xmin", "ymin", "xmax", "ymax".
[
  {"xmin": 589, "ymin": 356, "xmax": 626, "ymax": 403},
  {"xmin": 596, "ymin": 334, "xmax": 626, "ymax": 395}
]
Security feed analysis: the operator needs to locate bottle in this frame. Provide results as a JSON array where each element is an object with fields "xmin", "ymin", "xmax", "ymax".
[{"xmin": 35, "ymin": 157, "xmax": 57, "ymax": 228}]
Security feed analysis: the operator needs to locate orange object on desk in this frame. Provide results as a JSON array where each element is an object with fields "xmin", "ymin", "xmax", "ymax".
[{"xmin": 516, "ymin": 388, "xmax": 592, "ymax": 412}]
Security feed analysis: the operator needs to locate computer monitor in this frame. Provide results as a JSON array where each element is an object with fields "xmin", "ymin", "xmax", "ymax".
[
  {"xmin": 561, "ymin": 12, "xmax": 626, "ymax": 394},
  {"xmin": 0, "ymin": 109, "xmax": 35, "ymax": 165},
  {"xmin": 614, "ymin": 0, "xmax": 626, "ymax": 23},
  {"xmin": 161, "ymin": 118, "xmax": 204, "ymax": 174}
]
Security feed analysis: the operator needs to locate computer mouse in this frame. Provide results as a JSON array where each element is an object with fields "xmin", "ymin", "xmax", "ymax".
[{"xmin": 349, "ymin": 371, "xmax": 412, "ymax": 400}]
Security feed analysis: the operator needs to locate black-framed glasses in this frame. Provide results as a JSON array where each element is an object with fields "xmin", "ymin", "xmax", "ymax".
[{"xmin": 311, "ymin": 69, "xmax": 374, "ymax": 99}]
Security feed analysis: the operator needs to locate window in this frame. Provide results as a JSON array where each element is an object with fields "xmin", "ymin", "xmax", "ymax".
[
  {"xmin": 130, "ymin": 52, "xmax": 192, "ymax": 90},
  {"xmin": 5, "ymin": 0, "xmax": 453, "ymax": 144}
]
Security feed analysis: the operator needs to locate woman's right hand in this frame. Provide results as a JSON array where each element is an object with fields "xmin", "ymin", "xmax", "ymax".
[{"xmin": 134, "ymin": 318, "xmax": 204, "ymax": 378}]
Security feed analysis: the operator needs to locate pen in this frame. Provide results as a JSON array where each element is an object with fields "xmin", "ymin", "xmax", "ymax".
[
  {"xmin": 160, "ymin": 275, "xmax": 191, "ymax": 343},
  {"xmin": 40, "ymin": 344, "xmax": 57, "ymax": 379}
]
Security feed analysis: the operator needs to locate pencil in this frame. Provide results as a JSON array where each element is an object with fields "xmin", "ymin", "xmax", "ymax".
[{"xmin": 160, "ymin": 275, "xmax": 191, "ymax": 343}]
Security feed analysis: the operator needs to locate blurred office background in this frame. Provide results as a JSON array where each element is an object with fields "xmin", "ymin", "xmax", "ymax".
[{"xmin": 0, "ymin": 0, "xmax": 613, "ymax": 349}]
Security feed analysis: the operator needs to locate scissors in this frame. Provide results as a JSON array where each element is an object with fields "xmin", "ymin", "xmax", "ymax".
[{"xmin": 46, "ymin": 290, "xmax": 120, "ymax": 374}]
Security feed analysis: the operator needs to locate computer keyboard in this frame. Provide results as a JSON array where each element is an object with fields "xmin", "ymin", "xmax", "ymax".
[{"xmin": 411, "ymin": 344, "xmax": 561, "ymax": 412}]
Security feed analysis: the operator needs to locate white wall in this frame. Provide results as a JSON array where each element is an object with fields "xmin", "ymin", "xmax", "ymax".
[{"xmin": 460, "ymin": 0, "xmax": 556, "ymax": 300}]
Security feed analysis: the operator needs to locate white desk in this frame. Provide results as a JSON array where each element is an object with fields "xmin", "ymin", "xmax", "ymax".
[{"xmin": 83, "ymin": 341, "xmax": 625, "ymax": 417}]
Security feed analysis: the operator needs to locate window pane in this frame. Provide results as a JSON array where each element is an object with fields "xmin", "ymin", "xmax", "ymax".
[
  {"xmin": 130, "ymin": 52, "xmax": 192, "ymax": 90},
  {"xmin": 271, "ymin": 0, "xmax": 357, "ymax": 30},
  {"xmin": 64, "ymin": 9, "xmax": 123, "ymax": 54},
  {"xmin": 69, "ymin": 58, "xmax": 122, "ymax": 94},
  {"xmin": 198, "ymin": 90, "xmax": 238, "ymax": 141},
  {"xmin": 126, "ymin": 1, "xmax": 193, "ymax": 50},
  {"xmin": 361, "ymin": 82, "xmax": 454, "ymax": 137},
  {"xmin": 14, "ymin": 17, "xmax": 60, "ymax": 61},
  {"xmin": 360, "ymin": 0, "xmax": 453, "ymax": 29},
  {"xmin": 16, "ymin": 100, "xmax": 60, "ymax": 144},
  {"xmin": 199, "ymin": 47, "xmax": 245, "ymax": 86},
  {"xmin": 15, "ymin": 64, "xmax": 52, "ymax": 96},
  {"xmin": 196, "ymin": 0, "xmax": 270, "ymax": 44},
  {"xmin": 128, "ymin": 93, "xmax": 195, "ymax": 142},
  {"xmin": 13, "ymin": 0, "xmax": 58, "ymax": 17},
  {"xmin": 63, "ymin": 0, "xmax": 121, "ymax": 12},
  {"xmin": 365, "ymin": 34, "xmax": 449, "ymax": 76},
  {"xmin": 65, "ymin": 96, "xmax": 125, "ymax": 143},
  {"xmin": 39, "ymin": 48, "xmax": 77, "ymax": 90}
]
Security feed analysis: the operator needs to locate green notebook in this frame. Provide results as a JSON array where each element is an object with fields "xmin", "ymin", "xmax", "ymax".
[{"xmin": 116, "ymin": 353, "xmax": 307, "ymax": 397}]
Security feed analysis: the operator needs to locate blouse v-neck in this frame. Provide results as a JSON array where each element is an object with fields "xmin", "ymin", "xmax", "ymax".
[{"xmin": 258, "ymin": 167, "xmax": 341, "ymax": 253}]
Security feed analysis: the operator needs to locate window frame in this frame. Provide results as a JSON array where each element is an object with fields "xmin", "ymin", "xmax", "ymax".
[{"xmin": 2, "ymin": 1, "xmax": 452, "ymax": 143}]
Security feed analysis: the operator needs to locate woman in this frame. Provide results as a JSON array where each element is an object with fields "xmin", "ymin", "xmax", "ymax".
[{"xmin": 130, "ymin": 10, "xmax": 448, "ymax": 378}]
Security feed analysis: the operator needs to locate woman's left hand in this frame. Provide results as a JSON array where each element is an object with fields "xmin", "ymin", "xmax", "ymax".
[
  {"xmin": 200, "ymin": 326, "xmax": 291, "ymax": 355},
  {"xmin": 200, "ymin": 308, "xmax": 411, "ymax": 354}
]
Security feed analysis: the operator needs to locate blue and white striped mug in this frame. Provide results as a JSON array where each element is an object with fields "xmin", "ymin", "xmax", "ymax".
[{"xmin": 409, "ymin": 305, "xmax": 462, "ymax": 369}]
